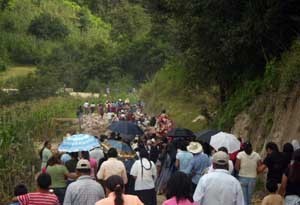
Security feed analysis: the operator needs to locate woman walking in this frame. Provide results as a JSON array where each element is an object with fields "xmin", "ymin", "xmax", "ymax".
[
  {"xmin": 163, "ymin": 171, "xmax": 196, "ymax": 205},
  {"xmin": 39, "ymin": 140, "xmax": 52, "ymax": 170},
  {"xmin": 279, "ymin": 149, "xmax": 300, "ymax": 205},
  {"xmin": 46, "ymin": 154, "xmax": 75, "ymax": 204},
  {"xmin": 130, "ymin": 148, "xmax": 157, "ymax": 205},
  {"xmin": 235, "ymin": 142, "xmax": 261, "ymax": 205}
]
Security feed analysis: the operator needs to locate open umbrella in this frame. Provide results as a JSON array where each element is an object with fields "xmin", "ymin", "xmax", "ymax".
[
  {"xmin": 102, "ymin": 139, "xmax": 135, "ymax": 159},
  {"xmin": 195, "ymin": 130, "xmax": 219, "ymax": 143},
  {"xmin": 108, "ymin": 121, "xmax": 143, "ymax": 140},
  {"xmin": 168, "ymin": 128, "xmax": 195, "ymax": 138},
  {"xmin": 58, "ymin": 134, "xmax": 100, "ymax": 152},
  {"xmin": 209, "ymin": 132, "xmax": 240, "ymax": 153}
]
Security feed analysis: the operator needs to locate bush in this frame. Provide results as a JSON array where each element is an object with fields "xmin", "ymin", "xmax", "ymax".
[{"xmin": 28, "ymin": 13, "xmax": 69, "ymax": 40}]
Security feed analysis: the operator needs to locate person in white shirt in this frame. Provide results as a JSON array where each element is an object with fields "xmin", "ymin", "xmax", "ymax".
[
  {"xmin": 96, "ymin": 148, "xmax": 128, "ymax": 184},
  {"xmin": 193, "ymin": 151, "xmax": 245, "ymax": 205},
  {"xmin": 235, "ymin": 142, "xmax": 261, "ymax": 205},
  {"xmin": 89, "ymin": 146, "xmax": 104, "ymax": 162},
  {"xmin": 130, "ymin": 148, "xmax": 157, "ymax": 205}
]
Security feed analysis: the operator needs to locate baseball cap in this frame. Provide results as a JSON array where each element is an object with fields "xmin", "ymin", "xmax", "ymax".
[
  {"xmin": 213, "ymin": 151, "xmax": 229, "ymax": 165},
  {"xmin": 76, "ymin": 159, "xmax": 91, "ymax": 170}
]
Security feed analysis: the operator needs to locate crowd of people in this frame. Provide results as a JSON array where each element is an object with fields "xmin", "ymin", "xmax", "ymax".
[{"xmin": 9, "ymin": 100, "xmax": 300, "ymax": 205}]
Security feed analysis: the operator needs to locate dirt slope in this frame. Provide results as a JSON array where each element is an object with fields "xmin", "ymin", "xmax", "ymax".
[{"xmin": 232, "ymin": 83, "xmax": 300, "ymax": 152}]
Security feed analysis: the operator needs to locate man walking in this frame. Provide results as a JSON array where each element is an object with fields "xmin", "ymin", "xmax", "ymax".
[
  {"xmin": 64, "ymin": 159, "xmax": 105, "ymax": 205},
  {"xmin": 193, "ymin": 151, "xmax": 244, "ymax": 205}
]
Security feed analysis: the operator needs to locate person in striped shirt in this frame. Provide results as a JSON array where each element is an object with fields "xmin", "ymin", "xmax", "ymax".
[{"xmin": 12, "ymin": 173, "xmax": 59, "ymax": 205}]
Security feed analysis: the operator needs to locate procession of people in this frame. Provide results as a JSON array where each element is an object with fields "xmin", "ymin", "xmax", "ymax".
[{"xmin": 10, "ymin": 99, "xmax": 300, "ymax": 205}]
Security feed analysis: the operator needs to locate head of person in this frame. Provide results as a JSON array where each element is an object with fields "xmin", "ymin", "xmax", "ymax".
[
  {"xmin": 76, "ymin": 159, "xmax": 91, "ymax": 176},
  {"xmin": 107, "ymin": 148, "xmax": 118, "ymax": 158},
  {"xmin": 178, "ymin": 140, "xmax": 188, "ymax": 151},
  {"xmin": 218, "ymin": 146, "xmax": 229, "ymax": 154},
  {"xmin": 70, "ymin": 152, "xmax": 78, "ymax": 160},
  {"xmin": 266, "ymin": 180, "xmax": 278, "ymax": 193},
  {"xmin": 106, "ymin": 175, "xmax": 125, "ymax": 205},
  {"xmin": 47, "ymin": 154, "xmax": 61, "ymax": 166},
  {"xmin": 81, "ymin": 151, "xmax": 90, "ymax": 160},
  {"xmin": 165, "ymin": 171, "xmax": 193, "ymax": 202},
  {"xmin": 187, "ymin": 142, "xmax": 203, "ymax": 155},
  {"xmin": 265, "ymin": 142, "xmax": 279, "ymax": 154},
  {"xmin": 212, "ymin": 151, "xmax": 229, "ymax": 170},
  {"xmin": 139, "ymin": 148, "xmax": 149, "ymax": 159},
  {"xmin": 201, "ymin": 142, "xmax": 212, "ymax": 157},
  {"xmin": 37, "ymin": 173, "xmax": 52, "ymax": 190},
  {"xmin": 243, "ymin": 142, "xmax": 253, "ymax": 155},
  {"xmin": 283, "ymin": 143, "xmax": 294, "ymax": 154},
  {"xmin": 43, "ymin": 140, "xmax": 51, "ymax": 149},
  {"xmin": 14, "ymin": 184, "xmax": 28, "ymax": 196}
]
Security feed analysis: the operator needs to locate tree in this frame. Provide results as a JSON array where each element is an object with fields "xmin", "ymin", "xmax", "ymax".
[
  {"xmin": 28, "ymin": 13, "xmax": 69, "ymax": 40},
  {"xmin": 165, "ymin": 0, "xmax": 300, "ymax": 102}
]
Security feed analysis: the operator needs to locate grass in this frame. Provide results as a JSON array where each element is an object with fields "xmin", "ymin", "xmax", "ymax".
[{"xmin": 0, "ymin": 65, "xmax": 36, "ymax": 86}]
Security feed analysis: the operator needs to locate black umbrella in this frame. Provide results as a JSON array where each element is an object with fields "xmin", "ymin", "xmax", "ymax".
[
  {"xmin": 108, "ymin": 121, "xmax": 143, "ymax": 140},
  {"xmin": 195, "ymin": 130, "xmax": 219, "ymax": 143},
  {"xmin": 168, "ymin": 128, "xmax": 195, "ymax": 138}
]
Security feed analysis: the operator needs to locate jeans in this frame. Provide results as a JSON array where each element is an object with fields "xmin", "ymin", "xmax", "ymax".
[
  {"xmin": 239, "ymin": 176, "xmax": 256, "ymax": 205},
  {"xmin": 285, "ymin": 195, "xmax": 300, "ymax": 205},
  {"xmin": 53, "ymin": 187, "xmax": 66, "ymax": 204}
]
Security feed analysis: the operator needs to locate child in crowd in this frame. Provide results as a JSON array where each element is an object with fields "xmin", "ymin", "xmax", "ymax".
[
  {"xmin": 262, "ymin": 180, "xmax": 284, "ymax": 205},
  {"xmin": 10, "ymin": 184, "xmax": 28, "ymax": 205}
]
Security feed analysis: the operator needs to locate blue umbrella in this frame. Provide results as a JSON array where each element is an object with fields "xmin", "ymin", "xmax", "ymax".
[
  {"xmin": 102, "ymin": 139, "xmax": 135, "ymax": 159},
  {"xmin": 58, "ymin": 134, "xmax": 100, "ymax": 152},
  {"xmin": 108, "ymin": 121, "xmax": 143, "ymax": 140}
]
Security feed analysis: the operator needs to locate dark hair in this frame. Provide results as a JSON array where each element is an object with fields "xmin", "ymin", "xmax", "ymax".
[
  {"xmin": 202, "ymin": 142, "xmax": 212, "ymax": 157},
  {"xmin": 14, "ymin": 184, "xmax": 28, "ymax": 196},
  {"xmin": 244, "ymin": 142, "xmax": 253, "ymax": 155},
  {"xmin": 39, "ymin": 140, "xmax": 50, "ymax": 160},
  {"xmin": 37, "ymin": 173, "xmax": 52, "ymax": 189},
  {"xmin": 178, "ymin": 140, "xmax": 188, "ymax": 151},
  {"xmin": 106, "ymin": 175, "xmax": 124, "ymax": 205},
  {"xmin": 166, "ymin": 171, "xmax": 193, "ymax": 202},
  {"xmin": 266, "ymin": 142, "xmax": 279, "ymax": 153},
  {"xmin": 81, "ymin": 151, "xmax": 90, "ymax": 160},
  {"xmin": 107, "ymin": 148, "xmax": 118, "ymax": 158},
  {"xmin": 47, "ymin": 154, "xmax": 61, "ymax": 166},
  {"xmin": 266, "ymin": 180, "xmax": 278, "ymax": 193},
  {"xmin": 218, "ymin": 147, "xmax": 228, "ymax": 154},
  {"xmin": 70, "ymin": 152, "xmax": 78, "ymax": 159},
  {"xmin": 283, "ymin": 143, "xmax": 294, "ymax": 153},
  {"xmin": 288, "ymin": 149, "xmax": 300, "ymax": 183}
]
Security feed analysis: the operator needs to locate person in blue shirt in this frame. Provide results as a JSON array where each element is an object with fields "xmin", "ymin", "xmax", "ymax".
[{"xmin": 186, "ymin": 142, "xmax": 211, "ymax": 192}]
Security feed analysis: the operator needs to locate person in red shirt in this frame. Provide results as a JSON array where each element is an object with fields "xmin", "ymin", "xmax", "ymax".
[{"xmin": 12, "ymin": 173, "xmax": 59, "ymax": 205}]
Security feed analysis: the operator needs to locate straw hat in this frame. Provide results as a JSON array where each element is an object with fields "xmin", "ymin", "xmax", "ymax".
[{"xmin": 187, "ymin": 142, "xmax": 203, "ymax": 154}]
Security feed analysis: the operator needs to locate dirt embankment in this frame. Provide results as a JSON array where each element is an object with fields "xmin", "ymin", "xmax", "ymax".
[{"xmin": 232, "ymin": 83, "xmax": 300, "ymax": 152}]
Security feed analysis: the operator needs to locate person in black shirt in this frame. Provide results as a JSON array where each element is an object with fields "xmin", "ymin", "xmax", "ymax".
[
  {"xmin": 258, "ymin": 142, "xmax": 285, "ymax": 185},
  {"xmin": 279, "ymin": 149, "xmax": 300, "ymax": 204},
  {"xmin": 282, "ymin": 143, "xmax": 294, "ymax": 171}
]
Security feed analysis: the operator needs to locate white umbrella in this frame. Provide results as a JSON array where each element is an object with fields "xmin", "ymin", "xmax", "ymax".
[{"xmin": 210, "ymin": 132, "xmax": 240, "ymax": 153}]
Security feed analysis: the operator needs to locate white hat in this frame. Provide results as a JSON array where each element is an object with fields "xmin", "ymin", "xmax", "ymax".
[
  {"xmin": 187, "ymin": 142, "xmax": 203, "ymax": 154},
  {"xmin": 212, "ymin": 151, "xmax": 229, "ymax": 165},
  {"xmin": 76, "ymin": 159, "xmax": 91, "ymax": 170}
]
